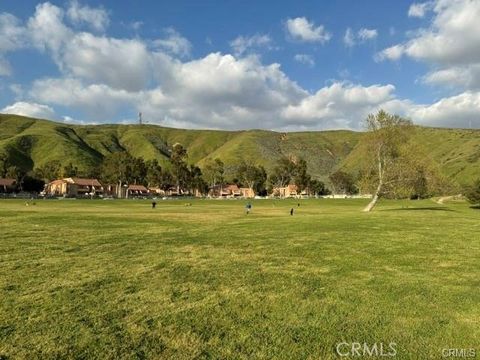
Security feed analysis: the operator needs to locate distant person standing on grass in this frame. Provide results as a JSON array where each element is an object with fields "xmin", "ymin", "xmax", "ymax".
[
  {"xmin": 245, "ymin": 202, "xmax": 252, "ymax": 215},
  {"xmin": 152, "ymin": 201, "xmax": 157, "ymax": 209},
  {"xmin": 290, "ymin": 208, "xmax": 294, "ymax": 216}
]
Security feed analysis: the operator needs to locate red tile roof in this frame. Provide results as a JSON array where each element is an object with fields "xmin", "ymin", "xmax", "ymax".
[
  {"xmin": 224, "ymin": 184, "xmax": 240, "ymax": 192},
  {"xmin": 67, "ymin": 178, "xmax": 103, "ymax": 187},
  {"xmin": 0, "ymin": 178, "xmax": 16, "ymax": 186},
  {"xmin": 128, "ymin": 184, "xmax": 148, "ymax": 191}
]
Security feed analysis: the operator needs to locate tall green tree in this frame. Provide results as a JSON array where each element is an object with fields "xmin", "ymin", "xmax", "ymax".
[
  {"xmin": 62, "ymin": 163, "xmax": 78, "ymax": 178},
  {"xmin": 145, "ymin": 159, "xmax": 162, "ymax": 187},
  {"xmin": 5, "ymin": 166, "xmax": 24, "ymax": 181},
  {"xmin": 268, "ymin": 157, "xmax": 297, "ymax": 189},
  {"xmin": 236, "ymin": 162, "xmax": 267, "ymax": 195},
  {"xmin": 203, "ymin": 158, "xmax": 225, "ymax": 190},
  {"xmin": 329, "ymin": 170, "xmax": 357, "ymax": 195},
  {"xmin": 293, "ymin": 158, "xmax": 311, "ymax": 193},
  {"xmin": 130, "ymin": 157, "xmax": 147, "ymax": 185},
  {"xmin": 100, "ymin": 152, "xmax": 134, "ymax": 197},
  {"xmin": 22, "ymin": 175, "xmax": 45, "ymax": 193},
  {"xmin": 0, "ymin": 151, "xmax": 10, "ymax": 177},
  {"xmin": 360, "ymin": 110, "xmax": 415, "ymax": 212},
  {"xmin": 34, "ymin": 160, "xmax": 62, "ymax": 182},
  {"xmin": 188, "ymin": 165, "xmax": 208, "ymax": 195},
  {"xmin": 158, "ymin": 170, "xmax": 174, "ymax": 192},
  {"xmin": 309, "ymin": 179, "xmax": 329, "ymax": 196},
  {"xmin": 170, "ymin": 143, "xmax": 189, "ymax": 194}
]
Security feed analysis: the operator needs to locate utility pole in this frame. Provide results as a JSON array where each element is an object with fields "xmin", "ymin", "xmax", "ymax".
[{"xmin": 139, "ymin": 112, "xmax": 143, "ymax": 125}]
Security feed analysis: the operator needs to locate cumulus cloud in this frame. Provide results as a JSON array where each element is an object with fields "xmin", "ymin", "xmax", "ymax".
[
  {"xmin": 343, "ymin": 28, "xmax": 355, "ymax": 47},
  {"xmin": 1, "ymin": 101, "xmax": 55, "ymax": 119},
  {"xmin": 152, "ymin": 28, "xmax": 192, "ymax": 58},
  {"xmin": 282, "ymin": 82, "xmax": 399, "ymax": 129},
  {"xmin": 374, "ymin": 44, "xmax": 405, "ymax": 62},
  {"xmin": 358, "ymin": 28, "xmax": 378, "ymax": 41},
  {"xmin": 0, "ymin": 13, "xmax": 27, "ymax": 76},
  {"xmin": 0, "ymin": 13, "xmax": 26, "ymax": 53},
  {"xmin": 23, "ymin": 3, "xmax": 153, "ymax": 91},
  {"xmin": 343, "ymin": 27, "xmax": 377, "ymax": 47},
  {"xmin": 30, "ymin": 77, "xmax": 136, "ymax": 120},
  {"xmin": 27, "ymin": 2, "xmax": 72, "ymax": 61},
  {"xmin": 1, "ymin": 1, "xmax": 479, "ymax": 130},
  {"xmin": 285, "ymin": 17, "xmax": 331, "ymax": 43},
  {"xmin": 408, "ymin": 92, "xmax": 480, "ymax": 128},
  {"xmin": 422, "ymin": 65, "xmax": 480, "ymax": 90},
  {"xmin": 408, "ymin": 2, "xmax": 434, "ymax": 17},
  {"xmin": 143, "ymin": 53, "xmax": 308, "ymax": 129},
  {"xmin": 0, "ymin": 57, "xmax": 12, "ymax": 76},
  {"xmin": 63, "ymin": 33, "xmax": 151, "ymax": 91},
  {"xmin": 229, "ymin": 34, "xmax": 272, "ymax": 56},
  {"xmin": 378, "ymin": 0, "xmax": 480, "ymax": 90},
  {"xmin": 294, "ymin": 54, "xmax": 315, "ymax": 67},
  {"xmin": 66, "ymin": 0, "xmax": 109, "ymax": 32}
]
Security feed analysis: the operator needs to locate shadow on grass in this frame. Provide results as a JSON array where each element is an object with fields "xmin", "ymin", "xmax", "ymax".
[{"xmin": 381, "ymin": 207, "xmax": 456, "ymax": 212}]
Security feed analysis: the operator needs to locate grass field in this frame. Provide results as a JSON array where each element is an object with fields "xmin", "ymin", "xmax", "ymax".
[{"xmin": 0, "ymin": 198, "xmax": 479, "ymax": 359}]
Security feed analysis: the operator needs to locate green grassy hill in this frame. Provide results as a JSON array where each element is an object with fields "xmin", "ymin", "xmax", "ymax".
[
  {"xmin": 339, "ymin": 126, "xmax": 480, "ymax": 186},
  {"xmin": 1, "ymin": 114, "xmax": 479, "ymax": 185}
]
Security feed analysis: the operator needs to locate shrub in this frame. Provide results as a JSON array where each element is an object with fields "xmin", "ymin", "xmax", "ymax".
[{"xmin": 465, "ymin": 179, "xmax": 480, "ymax": 205}]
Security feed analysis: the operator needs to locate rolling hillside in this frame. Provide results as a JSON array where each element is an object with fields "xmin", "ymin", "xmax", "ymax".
[{"xmin": 1, "ymin": 114, "xmax": 479, "ymax": 185}]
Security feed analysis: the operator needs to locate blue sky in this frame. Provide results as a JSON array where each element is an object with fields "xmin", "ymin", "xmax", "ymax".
[{"xmin": 1, "ymin": 0, "xmax": 480, "ymax": 130}]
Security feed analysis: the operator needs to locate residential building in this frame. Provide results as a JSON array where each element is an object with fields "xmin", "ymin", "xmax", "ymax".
[
  {"xmin": 45, "ymin": 178, "xmax": 103, "ymax": 197},
  {"xmin": 272, "ymin": 184, "xmax": 309, "ymax": 198},
  {"xmin": 127, "ymin": 184, "xmax": 149, "ymax": 198},
  {"xmin": 0, "ymin": 178, "xmax": 17, "ymax": 193}
]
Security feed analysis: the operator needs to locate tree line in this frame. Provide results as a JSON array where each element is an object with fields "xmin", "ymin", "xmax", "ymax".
[{"xmin": 2, "ymin": 110, "xmax": 478, "ymax": 208}]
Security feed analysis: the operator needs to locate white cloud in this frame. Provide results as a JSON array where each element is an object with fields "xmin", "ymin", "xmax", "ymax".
[
  {"xmin": 294, "ymin": 54, "xmax": 315, "ymax": 67},
  {"xmin": 66, "ymin": 0, "xmax": 109, "ymax": 32},
  {"xmin": 229, "ymin": 34, "xmax": 272, "ymax": 56},
  {"xmin": 130, "ymin": 21, "xmax": 143, "ymax": 32},
  {"xmin": 408, "ymin": 2, "xmax": 434, "ymax": 18},
  {"xmin": 1, "ymin": 101, "xmax": 55, "ymax": 119},
  {"xmin": 281, "ymin": 82, "xmax": 398, "ymax": 129},
  {"xmin": 0, "ymin": 13, "xmax": 26, "ymax": 53},
  {"xmin": 343, "ymin": 27, "xmax": 377, "ymax": 47},
  {"xmin": 0, "ymin": 13, "xmax": 27, "ymax": 76},
  {"xmin": 374, "ymin": 44, "xmax": 405, "ymax": 62},
  {"xmin": 30, "ymin": 77, "xmax": 135, "ymax": 120},
  {"xmin": 343, "ymin": 28, "xmax": 355, "ymax": 47},
  {"xmin": 0, "ymin": 57, "xmax": 12, "ymax": 76},
  {"xmin": 358, "ymin": 28, "xmax": 378, "ymax": 41},
  {"xmin": 423, "ymin": 65, "xmax": 480, "ymax": 90},
  {"xmin": 285, "ymin": 17, "xmax": 331, "ymax": 43},
  {"xmin": 143, "ymin": 53, "xmax": 308, "ymax": 129},
  {"xmin": 63, "ymin": 33, "xmax": 151, "ymax": 91},
  {"xmin": 1, "ymin": 1, "xmax": 480, "ymax": 131},
  {"xmin": 378, "ymin": 0, "xmax": 480, "ymax": 91},
  {"xmin": 27, "ymin": 2, "xmax": 72, "ymax": 60},
  {"xmin": 9, "ymin": 84, "xmax": 23, "ymax": 97},
  {"xmin": 407, "ymin": 92, "xmax": 480, "ymax": 128},
  {"xmin": 402, "ymin": 0, "xmax": 480, "ymax": 65},
  {"xmin": 152, "ymin": 28, "xmax": 192, "ymax": 58}
]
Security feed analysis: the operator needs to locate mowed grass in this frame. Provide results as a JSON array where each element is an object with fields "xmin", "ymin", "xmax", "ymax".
[{"xmin": 0, "ymin": 199, "xmax": 479, "ymax": 359}]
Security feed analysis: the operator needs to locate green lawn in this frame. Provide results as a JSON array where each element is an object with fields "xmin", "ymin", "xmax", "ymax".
[{"xmin": 0, "ymin": 199, "xmax": 479, "ymax": 359}]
